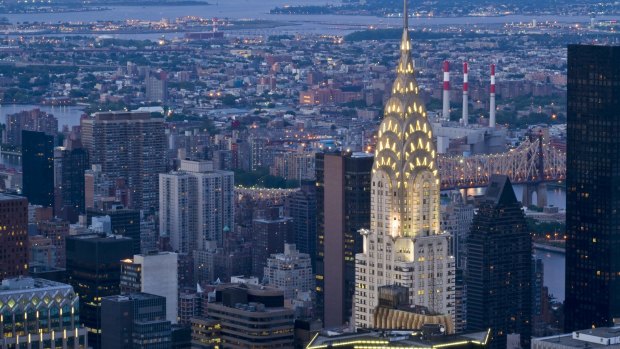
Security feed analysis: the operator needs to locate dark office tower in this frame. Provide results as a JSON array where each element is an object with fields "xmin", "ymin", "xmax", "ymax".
[
  {"xmin": 315, "ymin": 150, "xmax": 372, "ymax": 328},
  {"xmin": 81, "ymin": 111, "xmax": 166, "ymax": 211},
  {"xmin": 88, "ymin": 206, "xmax": 142, "ymax": 254},
  {"xmin": 565, "ymin": 45, "xmax": 620, "ymax": 332},
  {"xmin": 289, "ymin": 180, "xmax": 317, "ymax": 269},
  {"xmin": 252, "ymin": 207, "xmax": 293, "ymax": 278},
  {"xmin": 22, "ymin": 130, "xmax": 54, "ymax": 207},
  {"xmin": 466, "ymin": 175, "xmax": 531, "ymax": 349},
  {"xmin": 55, "ymin": 139, "xmax": 90, "ymax": 223},
  {"xmin": 0, "ymin": 194, "xmax": 28, "ymax": 280},
  {"xmin": 102, "ymin": 293, "xmax": 172, "ymax": 349},
  {"xmin": 66, "ymin": 234, "xmax": 134, "ymax": 349}
]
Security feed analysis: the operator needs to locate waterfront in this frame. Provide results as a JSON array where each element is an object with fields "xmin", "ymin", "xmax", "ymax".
[
  {"xmin": 461, "ymin": 184, "xmax": 566, "ymax": 210},
  {"xmin": 2, "ymin": 1, "xmax": 617, "ymax": 38},
  {"xmin": 0, "ymin": 104, "xmax": 84, "ymax": 130},
  {"xmin": 534, "ymin": 249, "xmax": 565, "ymax": 302}
]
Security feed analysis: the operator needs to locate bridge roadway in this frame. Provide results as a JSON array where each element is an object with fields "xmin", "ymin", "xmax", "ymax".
[{"xmin": 437, "ymin": 136, "xmax": 566, "ymax": 201}]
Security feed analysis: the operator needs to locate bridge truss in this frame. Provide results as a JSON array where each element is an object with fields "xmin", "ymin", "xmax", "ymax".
[{"xmin": 437, "ymin": 136, "xmax": 566, "ymax": 190}]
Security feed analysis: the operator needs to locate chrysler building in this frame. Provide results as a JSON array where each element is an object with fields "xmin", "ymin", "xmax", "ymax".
[{"xmin": 354, "ymin": 0, "xmax": 455, "ymax": 329}]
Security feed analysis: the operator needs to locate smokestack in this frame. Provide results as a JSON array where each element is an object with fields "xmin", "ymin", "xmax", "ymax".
[
  {"xmin": 462, "ymin": 62, "xmax": 468, "ymax": 126},
  {"xmin": 443, "ymin": 60, "xmax": 450, "ymax": 121},
  {"xmin": 489, "ymin": 63, "xmax": 496, "ymax": 128}
]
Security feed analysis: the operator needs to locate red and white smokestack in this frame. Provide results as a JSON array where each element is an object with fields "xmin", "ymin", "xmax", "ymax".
[
  {"xmin": 489, "ymin": 63, "xmax": 496, "ymax": 128},
  {"xmin": 443, "ymin": 61, "xmax": 450, "ymax": 121},
  {"xmin": 462, "ymin": 62, "xmax": 469, "ymax": 126}
]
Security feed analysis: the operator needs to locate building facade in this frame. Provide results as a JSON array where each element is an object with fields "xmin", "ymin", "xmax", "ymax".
[
  {"xmin": 0, "ymin": 277, "xmax": 88, "ymax": 349},
  {"xmin": 22, "ymin": 130, "xmax": 54, "ymax": 208},
  {"xmin": 466, "ymin": 175, "xmax": 531, "ymax": 349},
  {"xmin": 289, "ymin": 181, "xmax": 317, "ymax": 270},
  {"xmin": 205, "ymin": 284, "xmax": 295, "ymax": 348},
  {"xmin": 81, "ymin": 111, "xmax": 166, "ymax": 211},
  {"xmin": 353, "ymin": 14, "xmax": 455, "ymax": 329},
  {"xmin": 252, "ymin": 207, "xmax": 293, "ymax": 279},
  {"xmin": 66, "ymin": 233, "xmax": 134, "ymax": 349},
  {"xmin": 54, "ymin": 139, "xmax": 90, "ymax": 223},
  {"xmin": 120, "ymin": 252, "xmax": 179, "ymax": 324},
  {"xmin": 315, "ymin": 151, "xmax": 373, "ymax": 328},
  {"xmin": 5, "ymin": 108, "xmax": 57, "ymax": 147},
  {"xmin": 0, "ymin": 194, "xmax": 29, "ymax": 280},
  {"xmin": 264, "ymin": 244, "xmax": 314, "ymax": 300},
  {"xmin": 102, "ymin": 293, "xmax": 172, "ymax": 349},
  {"xmin": 88, "ymin": 206, "xmax": 142, "ymax": 254},
  {"xmin": 159, "ymin": 160, "xmax": 234, "ymax": 253},
  {"xmin": 565, "ymin": 44, "xmax": 620, "ymax": 331}
]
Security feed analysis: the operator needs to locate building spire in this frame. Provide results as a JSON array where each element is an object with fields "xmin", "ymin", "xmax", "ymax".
[{"xmin": 404, "ymin": 0, "xmax": 408, "ymax": 30}]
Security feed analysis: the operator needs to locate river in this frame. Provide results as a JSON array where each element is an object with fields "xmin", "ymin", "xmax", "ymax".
[
  {"xmin": 3, "ymin": 1, "xmax": 618, "ymax": 37},
  {"xmin": 533, "ymin": 249, "xmax": 565, "ymax": 302},
  {"xmin": 0, "ymin": 104, "xmax": 84, "ymax": 130}
]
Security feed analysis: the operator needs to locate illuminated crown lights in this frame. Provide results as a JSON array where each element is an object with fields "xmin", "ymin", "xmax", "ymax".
[{"xmin": 374, "ymin": 27, "xmax": 438, "ymax": 185}]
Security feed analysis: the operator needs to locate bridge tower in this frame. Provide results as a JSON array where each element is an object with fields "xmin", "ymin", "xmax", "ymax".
[{"xmin": 522, "ymin": 131, "xmax": 547, "ymax": 208}]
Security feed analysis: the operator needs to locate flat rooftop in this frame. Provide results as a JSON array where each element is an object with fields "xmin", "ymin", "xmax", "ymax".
[
  {"xmin": 0, "ymin": 277, "xmax": 71, "ymax": 294},
  {"xmin": 0, "ymin": 193, "xmax": 26, "ymax": 201}
]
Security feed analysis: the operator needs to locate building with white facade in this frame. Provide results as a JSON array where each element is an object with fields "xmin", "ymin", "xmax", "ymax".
[
  {"xmin": 353, "ymin": 2, "xmax": 455, "ymax": 329},
  {"xmin": 120, "ymin": 251, "xmax": 179, "ymax": 323},
  {"xmin": 159, "ymin": 160, "xmax": 234, "ymax": 253},
  {"xmin": 264, "ymin": 244, "xmax": 314, "ymax": 299}
]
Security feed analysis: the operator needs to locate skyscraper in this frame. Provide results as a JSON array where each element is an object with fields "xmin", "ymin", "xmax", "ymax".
[
  {"xmin": 565, "ymin": 44, "xmax": 620, "ymax": 331},
  {"xmin": 54, "ymin": 138, "xmax": 90, "ymax": 223},
  {"xmin": 5, "ymin": 108, "xmax": 57, "ymax": 146},
  {"xmin": 466, "ymin": 175, "xmax": 531, "ymax": 349},
  {"xmin": 81, "ymin": 111, "xmax": 166, "ymax": 211},
  {"xmin": 252, "ymin": 207, "xmax": 293, "ymax": 278},
  {"xmin": 22, "ymin": 130, "xmax": 54, "ymax": 207},
  {"xmin": 315, "ymin": 150, "xmax": 373, "ymax": 328},
  {"xmin": 159, "ymin": 160, "xmax": 234, "ymax": 254},
  {"xmin": 289, "ymin": 180, "xmax": 317, "ymax": 269},
  {"xmin": 0, "ymin": 194, "xmax": 28, "ymax": 280},
  {"xmin": 353, "ymin": 1, "xmax": 455, "ymax": 329},
  {"xmin": 66, "ymin": 233, "xmax": 134, "ymax": 349}
]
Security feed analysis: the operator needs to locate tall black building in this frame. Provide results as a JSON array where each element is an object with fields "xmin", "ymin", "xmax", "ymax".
[
  {"xmin": 55, "ymin": 138, "xmax": 90, "ymax": 223},
  {"xmin": 315, "ymin": 151, "xmax": 372, "ymax": 328},
  {"xmin": 66, "ymin": 234, "xmax": 134, "ymax": 349},
  {"xmin": 466, "ymin": 175, "xmax": 531, "ymax": 349},
  {"xmin": 22, "ymin": 130, "xmax": 54, "ymax": 207},
  {"xmin": 88, "ymin": 206, "xmax": 142, "ymax": 254},
  {"xmin": 565, "ymin": 44, "xmax": 620, "ymax": 331},
  {"xmin": 290, "ymin": 180, "xmax": 317, "ymax": 270},
  {"xmin": 102, "ymin": 293, "xmax": 172, "ymax": 349}
]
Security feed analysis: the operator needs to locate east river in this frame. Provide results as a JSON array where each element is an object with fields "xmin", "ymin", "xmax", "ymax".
[{"xmin": 2, "ymin": 1, "xmax": 618, "ymax": 38}]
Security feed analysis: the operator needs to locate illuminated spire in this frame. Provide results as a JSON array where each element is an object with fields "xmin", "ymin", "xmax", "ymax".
[
  {"xmin": 404, "ymin": 0, "xmax": 408, "ymax": 30},
  {"xmin": 373, "ymin": 0, "xmax": 440, "ymax": 238}
]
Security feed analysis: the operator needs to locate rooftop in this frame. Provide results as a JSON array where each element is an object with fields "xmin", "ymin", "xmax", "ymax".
[
  {"xmin": 0, "ymin": 277, "xmax": 71, "ymax": 294},
  {"xmin": 0, "ymin": 193, "xmax": 26, "ymax": 201},
  {"xmin": 534, "ymin": 326, "xmax": 620, "ymax": 348},
  {"xmin": 308, "ymin": 329, "xmax": 491, "ymax": 349}
]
